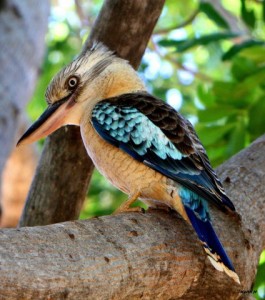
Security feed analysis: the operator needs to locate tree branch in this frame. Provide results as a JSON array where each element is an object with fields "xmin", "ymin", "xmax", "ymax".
[
  {"xmin": 1, "ymin": 135, "xmax": 265, "ymax": 299},
  {"xmin": 154, "ymin": 9, "xmax": 199, "ymax": 34},
  {"xmin": 19, "ymin": 0, "xmax": 165, "ymax": 227},
  {"xmin": 0, "ymin": 0, "xmax": 49, "ymax": 222},
  {"xmin": 201, "ymin": 0, "xmax": 249, "ymax": 35},
  {"xmin": 0, "ymin": 116, "xmax": 38, "ymax": 227}
]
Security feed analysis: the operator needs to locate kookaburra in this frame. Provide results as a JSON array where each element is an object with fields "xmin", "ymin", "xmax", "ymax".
[{"xmin": 18, "ymin": 43, "xmax": 240, "ymax": 284}]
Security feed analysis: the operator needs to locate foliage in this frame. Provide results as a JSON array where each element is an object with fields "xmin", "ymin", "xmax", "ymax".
[{"xmin": 28, "ymin": 0, "xmax": 265, "ymax": 298}]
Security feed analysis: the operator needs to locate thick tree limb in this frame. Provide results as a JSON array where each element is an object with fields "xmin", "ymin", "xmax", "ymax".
[
  {"xmin": 19, "ymin": 0, "xmax": 165, "ymax": 227},
  {"xmin": 0, "ymin": 0, "xmax": 49, "ymax": 222},
  {"xmin": 0, "ymin": 117, "xmax": 38, "ymax": 227},
  {"xmin": 1, "ymin": 135, "xmax": 265, "ymax": 299}
]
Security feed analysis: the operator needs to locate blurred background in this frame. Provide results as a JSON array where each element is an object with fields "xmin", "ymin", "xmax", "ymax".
[{"xmin": 1, "ymin": 0, "xmax": 265, "ymax": 297}]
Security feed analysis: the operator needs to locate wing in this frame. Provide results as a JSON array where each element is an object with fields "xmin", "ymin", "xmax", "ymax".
[{"xmin": 91, "ymin": 92, "xmax": 235, "ymax": 211}]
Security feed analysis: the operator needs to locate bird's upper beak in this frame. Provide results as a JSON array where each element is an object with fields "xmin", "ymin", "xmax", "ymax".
[{"xmin": 17, "ymin": 94, "xmax": 76, "ymax": 146}]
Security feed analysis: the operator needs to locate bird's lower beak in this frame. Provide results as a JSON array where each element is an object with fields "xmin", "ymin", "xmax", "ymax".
[{"xmin": 17, "ymin": 95, "xmax": 76, "ymax": 146}]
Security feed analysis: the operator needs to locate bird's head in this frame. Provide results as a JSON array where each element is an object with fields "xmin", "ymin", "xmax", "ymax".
[{"xmin": 17, "ymin": 43, "xmax": 145, "ymax": 146}]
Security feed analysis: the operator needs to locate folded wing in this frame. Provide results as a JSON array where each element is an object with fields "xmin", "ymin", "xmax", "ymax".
[{"xmin": 92, "ymin": 92, "xmax": 235, "ymax": 212}]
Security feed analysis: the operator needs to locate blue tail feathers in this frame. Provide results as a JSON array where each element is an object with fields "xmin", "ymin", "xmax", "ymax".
[
  {"xmin": 185, "ymin": 205, "xmax": 235, "ymax": 272},
  {"xmin": 179, "ymin": 188, "xmax": 240, "ymax": 283}
]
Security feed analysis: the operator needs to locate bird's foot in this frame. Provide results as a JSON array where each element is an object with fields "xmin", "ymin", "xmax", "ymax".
[
  {"xmin": 113, "ymin": 191, "xmax": 142, "ymax": 215},
  {"xmin": 113, "ymin": 205, "xmax": 144, "ymax": 215},
  {"xmin": 226, "ymin": 208, "xmax": 242, "ymax": 223},
  {"xmin": 147, "ymin": 204, "xmax": 173, "ymax": 213}
]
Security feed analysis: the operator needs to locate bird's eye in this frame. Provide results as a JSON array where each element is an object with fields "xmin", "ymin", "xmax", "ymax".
[{"xmin": 67, "ymin": 76, "xmax": 79, "ymax": 89}]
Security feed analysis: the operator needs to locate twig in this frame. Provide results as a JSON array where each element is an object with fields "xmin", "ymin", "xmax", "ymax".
[
  {"xmin": 149, "ymin": 38, "xmax": 212, "ymax": 82},
  {"xmin": 154, "ymin": 9, "xmax": 199, "ymax": 35},
  {"xmin": 74, "ymin": 0, "xmax": 92, "ymax": 27}
]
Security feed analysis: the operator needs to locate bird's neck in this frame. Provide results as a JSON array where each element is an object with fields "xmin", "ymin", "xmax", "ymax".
[
  {"xmin": 80, "ymin": 61, "xmax": 146, "ymax": 124},
  {"xmin": 104, "ymin": 61, "xmax": 146, "ymax": 98}
]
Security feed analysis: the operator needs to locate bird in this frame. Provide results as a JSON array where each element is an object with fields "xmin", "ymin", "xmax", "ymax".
[{"xmin": 17, "ymin": 42, "xmax": 240, "ymax": 284}]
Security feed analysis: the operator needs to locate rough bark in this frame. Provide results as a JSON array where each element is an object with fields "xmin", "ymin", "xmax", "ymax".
[
  {"xmin": 0, "ymin": 0, "xmax": 49, "ymax": 219},
  {"xmin": 19, "ymin": 0, "xmax": 165, "ymax": 227},
  {"xmin": 1, "ymin": 135, "xmax": 264, "ymax": 300}
]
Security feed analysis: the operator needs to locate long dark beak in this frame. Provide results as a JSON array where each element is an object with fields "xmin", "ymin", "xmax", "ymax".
[{"xmin": 17, "ymin": 95, "xmax": 75, "ymax": 146}]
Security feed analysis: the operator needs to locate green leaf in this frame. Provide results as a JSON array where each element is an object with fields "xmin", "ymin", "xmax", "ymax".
[
  {"xmin": 222, "ymin": 40, "xmax": 265, "ymax": 61},
  {"xmin": 238, "ymin": 45, "xmax": 265, "ymax": 64},
  {"xmin": 212, "ymin": 81, "xmax": 237, "ymax": 104},
  {"xmin": 231, "ymin": 56, "xmax": 257, "ymax": 81},
  {"xmin": 159, "ymin": 32, "xmax": 239, "ymax": 52},
  {"xmin": 198, "ymin": 106, "xmax": 237, "ymax": 123},
  {"xmin": 197, "ymin": 124, "xmax": 235, "ymax": 147},
  {"xmin": 227, "ymin": 118, "xmax": 246, "ymax": 156},
  {"xmin": 248, "ymin": 96, "xmax": 265, "ymax": 140},
  {"xmin": 254, "ymin": 262, "xmax": 265, "ymax": 294},
  {"xmin": 206, "ymin": 144, "xmax": 230, "ymax": 167},
  {"xmin": 211, "ymin": 69, "xmax": 265, "ymax": 107},
  {"xmin": 199, "ymin": 3, "xmax": 229, "ymax": 29},
  {"xmin": 197, "ymin": 84, "xmax": 215, "ymax": 107},
  {"xmin": 234, "ymin": 67, "xmax": 265, "ymax": 100},
  {"xmin": 240, "ymin": 0, "xmax": 256, "ymax": 28},
  {"xmin": 263, "ymin": 0, "xmax": 265, "ymax": 22}
]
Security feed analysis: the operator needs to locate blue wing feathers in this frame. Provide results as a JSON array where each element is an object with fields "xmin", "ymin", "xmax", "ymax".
[{"xmin": 92, "ymin": 98, "xmax": 235, "ymax": 212}]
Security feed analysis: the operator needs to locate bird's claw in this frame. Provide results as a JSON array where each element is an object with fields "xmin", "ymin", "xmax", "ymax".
[{"xmin": 113, "ymin": 206, "xmax": 144, "ymax": 215}]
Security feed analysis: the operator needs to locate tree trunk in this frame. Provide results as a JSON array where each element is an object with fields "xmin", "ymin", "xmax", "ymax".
[
  {"xmin": 19, "ymin": 0, "xmax": 165, "ymax": 227},
  {"xmin": 0, "ymin": 117, "xmax": 38, "ymax": 227},
  {"xmin": 0, "ymin": 0, "xmax": 49, "ymax": 223},
  {"xmin": 1, "ymin": 135, "xmax": 264, "ymax": 299}
]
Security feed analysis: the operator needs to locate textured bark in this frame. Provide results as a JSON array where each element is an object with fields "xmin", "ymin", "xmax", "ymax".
[
  {"xmin": 1, "ymin": 135, "xmax": 264, "ymax": 299},
  {"xmin": 19, "ymin": 0, "xmax": 165, "ymax": 226}
]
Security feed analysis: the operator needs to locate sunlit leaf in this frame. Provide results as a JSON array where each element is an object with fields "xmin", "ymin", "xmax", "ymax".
[
  {"xmin": 197, "ymin": 84, "xmax": 215, "ymax": 107},
  {"xmin": 222, "ymin": 40, "xmax": 265, "ymax": 61},
  {"xmin": 239, "ymin": 45, "xmax": 265, "ymax": 64},
  {"xmin": 197, "ymin": 123, "xmax": 235, "ymax": 146}
]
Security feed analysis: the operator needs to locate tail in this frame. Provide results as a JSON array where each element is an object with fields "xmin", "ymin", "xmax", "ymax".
[{"xmin": 184, "ymin": 205, "xmax": 240, "ymax": 284}]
